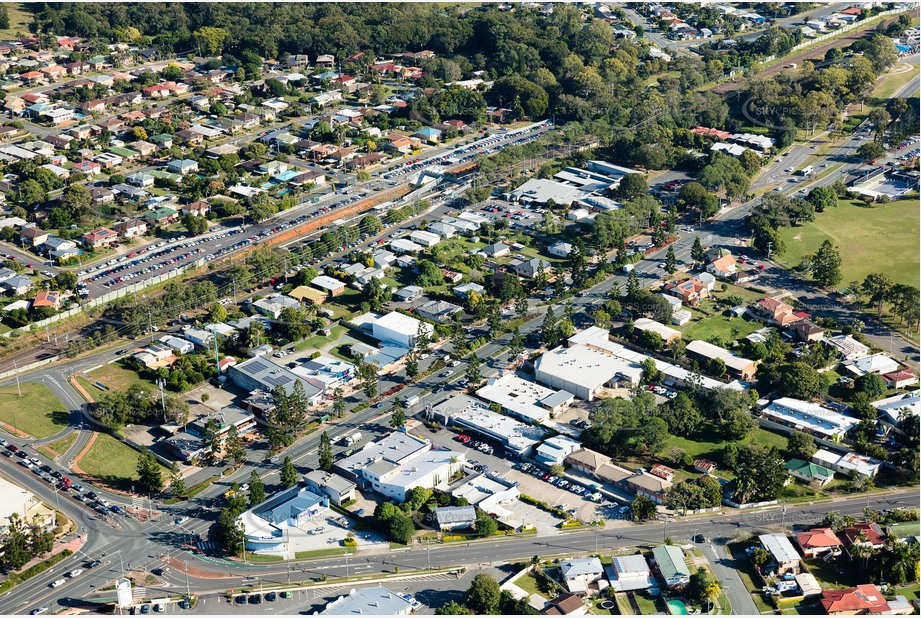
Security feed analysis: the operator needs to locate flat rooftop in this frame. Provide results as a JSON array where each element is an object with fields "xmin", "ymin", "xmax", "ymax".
[{"xmin": 475, "ymin": 374, "xmax": 572, "ymax": 423}]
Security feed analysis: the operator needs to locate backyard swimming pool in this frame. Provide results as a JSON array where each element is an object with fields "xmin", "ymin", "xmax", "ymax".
[{"xmin": 667, "ymin": 599, "xmax": 689, "ymax": 615}]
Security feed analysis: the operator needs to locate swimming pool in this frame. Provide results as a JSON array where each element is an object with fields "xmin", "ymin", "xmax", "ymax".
[{"xmin": 667, "ymin": 599, "xmax": 689, "ymax": 615}]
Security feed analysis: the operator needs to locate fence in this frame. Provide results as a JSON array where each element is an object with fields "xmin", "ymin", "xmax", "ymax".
[{"xmin": 787, "ymin": 7, "xmax": 911, "ymax": 54}]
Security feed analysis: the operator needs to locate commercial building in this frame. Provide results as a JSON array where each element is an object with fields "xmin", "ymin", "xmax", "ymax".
[
  {"xmin": 303, "ymin": 470, "xmax": 356, "ymax": 506},
  {"xmin": 238, "ymin": 486, "xmax": 329, "ymax": 554},
  {"xmin": 320, "ymin": 586, "xmax": 414, "ymax": 615},
  {"xmin": 0, "ymin": 476, "xmax": 55, "ymax": 533},
  {"xmin": 334, "ymin": 432, "xmax": 463, "ymax": 501},
  {"xmin": 535, "ymin": 343, "xmax": 637, "ymax": 401},
  {"xmin": 228, "ymin": 356, "xmax": 323, "ymax": 404},
  {"xmin": 449, "ymin": 471, "xmax": 520, "ymax": 522},
  {"xmin": 290, "ymin": 354, "xmax": 355, "ymax": 392},
  {"xmin": 433, "ymin": 506, "xmax": 477, "ymax": 531},
  {"xmin": 761, "ymin": 398, "xmax": 858, "ymax": 441},
  {"xmin": 431, "ymin": 394, "xmax": 547, "ymax": 456},
  {"xmin": 311, "ymin": 275, "xmax": 346, "ymax": 297},
  {"xmin": 367, "ymin": 311, "xmax": 434, "ymax": 349},
  {"xmin": 535, "ymin": 435, "xmax": 583, "ymax": 465},
  {"xmin": 475, "ymin": 374, "xmax": 573, "ymax": 424}
]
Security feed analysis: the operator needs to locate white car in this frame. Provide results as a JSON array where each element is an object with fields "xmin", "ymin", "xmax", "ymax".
[
  {"xmin": 67, "ymin": 569, "xmax": 84, "ymax": 578},
  {"xmin": 49, "ymin": 579, "xmax": 66, "ymax": 588}
]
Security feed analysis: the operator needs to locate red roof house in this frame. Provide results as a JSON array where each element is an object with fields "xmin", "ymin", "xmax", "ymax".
[
  {"xmin": 820, "ymin": 584, "xmax": 890, "ymax": 615},
  {"xmin": 794, "ymin": 528, "xmax": 843, "ymax": 559}
]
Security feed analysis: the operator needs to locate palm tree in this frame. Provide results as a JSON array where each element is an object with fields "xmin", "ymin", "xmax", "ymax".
[{"xmin": 530, "ymin": 555, "xmax": 541, "ymax": 573}]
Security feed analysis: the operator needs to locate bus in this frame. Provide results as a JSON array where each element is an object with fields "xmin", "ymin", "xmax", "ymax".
[{"xmin": 798, "ymin": 165, "xmax": 814, "ymax": 176}]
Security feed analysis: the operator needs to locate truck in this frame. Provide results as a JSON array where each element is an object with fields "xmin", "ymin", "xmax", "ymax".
[
  {"xmin": 622, "ymin": 263, "xmax": 635, "ymax": 273},
  {"xmin": 404, "ymin": 395, "xmax": 421, "ymax": 408},
  {"xmin": 339, "ymin": 431, "xmax": 362, "ymax": 447},
  {"xmin": 798, "ymin": 165, "xmax": 814, "ymax": 176}
]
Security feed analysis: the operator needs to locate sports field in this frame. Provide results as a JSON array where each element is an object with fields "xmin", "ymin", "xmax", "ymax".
[{"xmin": 776, "ymin": 198, "xmax": 919, "ymax": 290}]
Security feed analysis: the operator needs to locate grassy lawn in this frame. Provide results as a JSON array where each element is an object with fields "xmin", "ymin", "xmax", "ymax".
[
  {"xmin": 39, "ymin": 433, "xmax": 77, "ymax": 459},
  {"xmin": 513, "ymin": 572, "xmax": 548, "ymax": 598},
  {"xmin": 727, "ymin": 544, "xmax": 776, "ymax": 614},
  {"xmin": 294, "ymin": 548, "xmax": 355, "ymax": 560},
  {"xmin": 77, "ymin": 433, "xmax": 169, "ymax": 492},
  {"xmin": 243, "ymin": 554, "xmax": 283, "ymax": 564},
  {"xmin": 82, "ymin": 361, "xmax": 156, "ymax": 395},
  {"xmin": 590, "ymin": 599, "xmax": 613, "ymax": 615},
  {"xmin": 805, "ymin": 557, "xmax": 860, "ymax": 590},
  {"xmin": 893, "ymin": 583, "xmax": 919, "ymax": 603},
  {"xmin": 294, "ymin": 324, "xmax": 347, "ymax": 352},
  {"xmin": 681, "ymin": 313, "xmax": 763, "ymax": 345},
  {"xmin": 776, "ymin": 199, "xmax": 920, "ymax": 290},
  {"xmin": 632, "ymin": 592, "xmax": 665, "ymax": 615},
  {"xmin": 869, "ymin": 62, "xmax": 919, "ymax": 105},
  {"xmin": 0, "ymin": 383, "xmax": 70, "ymax": 438},
  {"xmin": 0, "ymin": 4, "xmax": 34, "ymax": 39}
]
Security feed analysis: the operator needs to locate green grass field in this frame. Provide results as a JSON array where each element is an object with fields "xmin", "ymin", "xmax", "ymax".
[
  {"xmin": 0, "ymin": 4, "xmax": 34, "ymax": 40},
  {"xmin": 81, "ymin": 361, "xmax": 156, "ymax": 395},
  {"xmin": 0, "ymin": 383, "xmax": 70, "ymax": 438},
  {"xmin": 776, "ymin": 199, "xmax": 919, "ymax": 290},
  {"xmin": 39, "ymin": 433, "xmax": 77, "ymax": 459},
  {"xmin": 77, "ymin": 433, "xmax": 168, "ymax": 491},
  {"xmin": 682, "ymin": 313, "xmax": 763, "ymax": 344}
]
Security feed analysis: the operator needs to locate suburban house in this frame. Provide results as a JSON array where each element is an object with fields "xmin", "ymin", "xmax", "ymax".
[
  {"xmin": 82, "ymin": 227, "xmax": 119, "ymax": 249},
  {"xmin": 510, "ymin": 258, "xmax": 552, "ymax": 279},
  {"xmin": 840, "ymin": 523, "xmax": 887, "ymax": 554},
  {"xmin": 559, "ymin": 557, "xmax": 605, "ymax": 595},
  {"xmin": 795, "ymin": 528, "xmax": 843, "ymax": 559},
  {"xmin": 32, "ymin": 290, "xmax": 61, "ymax": 309},
  {"xmin": 608, "ymin": 554, "xmax": 657, "ymax": 593},
  {"xmin": 785, "ymin": 459, "xmax": 835, "ymax": 487},
  {"xmin": 819, "ymin": 584, "xmax": 911, "ymax": 615},
  {"xmin": 541, "ymin": 592, "xmax": 588, "ymax": 616},
  {"xmin": 752, "ymin": 297, "xmax": 802, "ymax": 327},
  {"xmin": 113, "ymin": 218, "xmax": 147, "ymax": 239},
  {"xmin": 650, "ymin": 545, "xmax": 691, "ymax": 588},
  {"xmin": 664, "ymin": 277, "xmax": 708, "ymax": 306},
  {"xmin": 792, "ymin": 320, "xmax": 825, "ymax": 343},
  {"xmin": 882, "ymin": 368, "xmax": 918, "ymax": 389},
  {"xmin": 685, "ymin": 339, "xmax": 757, "ymax": 379},
  {"xmin": 844, "ymin": 353, "xmax": 900, "ymax": 377},
  {"xmin": 758, "ymin": 533, "xmax": 801, "ymax": 575},
  {"xmin": 706, "ymin": 253, "xmax": 737, "ymax": 278},
  {"xmin": 825, "ymin": 334, "xmax": 870, "ymax": 361}
]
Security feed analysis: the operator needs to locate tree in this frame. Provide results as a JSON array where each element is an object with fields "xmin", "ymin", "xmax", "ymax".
[
  {"xmin": 0, "ymin": 6, "xmax": 8, "ymax": 30},
  {"xmin": 224, "ymin": 425, "xmax": 246, "ymax": 465},
  {"xmin": 733, "ymin": 444, "xmax": 787, "ymax": 504},
  {"xmin": 618, "ymin": 173, "xmax": 648, "ymax": 199},
  {"xmin": 136, "ymin": 449, "xmax": 162, "ymax": 494},
  {"xmin": 777, "ymin": 362, "xmax": 827, "ymax": 399},
  {"xmin": 861, "ymin": 273, "xmax": 893, "ymax": 315},
  {"xmin": 466, "ymin": 354, "xmax": 482, "ymax": 384},
  {"xmin": 248, "ymin": 470, "xmax": 265, "ymax": 507},
  {"xmin": 183, "ymin": 213, "xmax": 209, "ymax": 236},
  {"xmin": 807, "ymin": 186, "xmax": 837, "ymax": 212},
  {"xmin": 854, "ymin": 373, "xmax": 886, "ymax": 400},
  {"xmin": 541, "ymin": 305, "xmax": 559, "ymax": 346},
  {"xmin": 53, "ymin": 270, "xmax": 78, "ymax": 292},
  {"xmin": 280, "ymin": 456, "xmax": 298, "ymax": 488},
  {"xmin": 708, "ymin": 357, "xmax": 726, "ymax": 378},
  {"xmin": 476, "ymin": 514, "xmax": 498, "ymax": 537},
  {"xmin": 664, "ymin": 245, "xmax": 677, "ymax": 274},
  {"xmin": 62, "ymin": 184, "xmax": 92, "ymax": 215},
  {"xmin": 332, "ymin": 388, "xmax": 346, "ymax": 418},
  {"xmin": 170, "ymin": 463, "xmax": 185, "ymax": 497},
  {"xmin": 639, "ymin": 329, "xmax": 664, "ymax": 352},
  {"xmin": 630, "ymin": 495, "xmax": 657, "ymax": 522},
  {"xmin": 723, "ymin": 409, "xmax": 756, "ymax": 440},
  {"xmin": 390, "ymin": 407, "xmax": 406, "ymax": 429},
  {"xmin": 810, "ymin": 240, "xmax": 842, "ymax": 287},
  {"xmin": 691, "ymin": 236, "xmax": 706, "ymax": 263},
  {"xmin": 787, "ymin": 431, "xmax": 817, "ymax": 459},
  {"xmin": 318, "ymin": 431, "xmax": 333, "ymax": 471},
  {"xmin": 193, "ymin": 26, "xmax": 230, "ymax": 55},
  {"xmin": 656, "ymin": 393, "xmax": 703, "ymax": 435},
  {"xmin": 857, "ymin": 142, "xmax": 886, "ymax": 162},
  {"xmin": 466, "ymin": 573, "xmax": 502, "ymax": 614},
  {"xmin": 686, "ymin": 567, "xmax": 721, "ymax": 607},
  {"xmin": 641, "ymin": 357, "xmax": 662, "ymax": 384},
  {"xmin": 207, "ymin": 302, "xmax": 228, "ymax": 323},
  {"xmin": 437, "ymin": 602, "xmax": 472, "ymax": 615}
]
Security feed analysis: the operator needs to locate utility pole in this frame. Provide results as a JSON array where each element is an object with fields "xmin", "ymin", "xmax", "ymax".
[
  {"xmin": 147, "ymin": 310, "xmax": 154, "ymax": 343},
  {"xmin": 156, "ymin": 379, "xmax": 166, "ymax": 419},
  {"xmin": 211, "ymin": 324, "xmax": 220, "ymax": 376},
  {"xmin": 13, "ymin": 360, "xmax": 20, "ymax": 397},
  {"xmin": 185, "ymin": 562, "xmax": 191, "ymax": 599}
]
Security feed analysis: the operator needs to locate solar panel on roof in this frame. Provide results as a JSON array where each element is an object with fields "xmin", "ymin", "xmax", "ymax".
[{"xmin": 247, "ymin": 359, "xmax": 269, "ymax": 374}]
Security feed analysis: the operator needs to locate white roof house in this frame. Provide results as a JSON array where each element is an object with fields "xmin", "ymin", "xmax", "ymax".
[
  {"xmin": 686, "ymin": 339, "xmax": 756, "ymax": 378},
  {"xmin": 609, "ymin": 554, "xmax": 656, "ymax": 592},
  {"xmin": 812, "ymin": 449, "xmax": 882, "ymax": 480},
  {"xmin": 475, "ymin": 374, "xmax": 573, "ymax": 424},
  {"xmin": 825, "ymin": 334, "xmax": 869, "ymax": 360},
  {"xmin": 872, "ymin": 393, "xmax": 920, "ymax": 425},
  {"xmin": 311, "ymin": 275, "xmax": 346, "ymax": 295},
  {"xmin": 762, "ymin": 397, "xmax": 858, "ymax": 441},
  {"xmin": 390, "ymin": 238, "xmax": 422, "ymax": 254},
  {"xmin": 758, "ymin": 533, "xmax": 801, "ymax": 567},
  {"xmin": 634, "ymin": 318, "xmax": 681, "ymax": 343},
  {"xmin": 409, "ymin": 230, "xmax": 441, "ymax": 247},
  {"xmin": 844, "ymin": 353, "xmax": 900, "ymax": 377},
  {"xmin": 560, "ymin": 557, "xmax": 605, "ymax": 594}
]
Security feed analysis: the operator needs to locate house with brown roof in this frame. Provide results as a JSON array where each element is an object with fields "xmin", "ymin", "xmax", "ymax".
[
  {"xmin": 20, "ymin": 225, "xmax": 49, "ymax": 247},
  {"xmin": 82, "ymin": 227, "xmax": 119, "ymax": 248},
  {"xmin": 40, "ymin": 64, "xmax": 67, "ymax": 80},
  {"xmin": 753, "ymin": 297, "xmax": 802, "ymax": 327},
  {"xmin": 180, "ymin": 200, "xmax": 210, "ymax": 217},
  {"xmin": 795, "ymin": 528, "xmax": 843, "ymax": 559},
  {"xmin": 792, "ymin": 320, "xmax": 825, "ymax": 343},
  {"xmin": 541, "ymin": 591, "xmax": 587, "ymax": 616},
  {"xmin": 32, "ymin": 290, "xmax": 61, "ymax": 309},
  {"xmin": 648, "ymin": 464, "xmax": 675, "ymax": 482},
  {"xmin": 663, "ymin": 277, "xmax": 709, "ymax": 306},
  {"xmin": 840, "ymin": 523, "xmax": 887, "ymax": 556},
  {"xmin": 384, "ymin": 133, "xmax": 420, "ymax": 154},
  {"xmin": 882, "ymin": 368, "xmax": 918, "ymax": 389},
  {"xmin": 693, "ymin": 459, "xmax": 717, "ymax": 474},
  {"xmin": 112, "ymin": 218, "xmax": 147, "ymax": 239}
]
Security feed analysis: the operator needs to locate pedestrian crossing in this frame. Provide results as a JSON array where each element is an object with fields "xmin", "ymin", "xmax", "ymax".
[
  {"xmin": 133, "ymin": 587, "xmax": 147, "ymax": 599},
  {"xmin": 197, "ymin": 541, "xmax": 218, "ymax": 553}
]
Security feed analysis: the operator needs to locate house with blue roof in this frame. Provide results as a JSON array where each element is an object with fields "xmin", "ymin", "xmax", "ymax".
[{"xmin": 415, "ymin": 126, "xmax": 442, "ymax": 143}]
